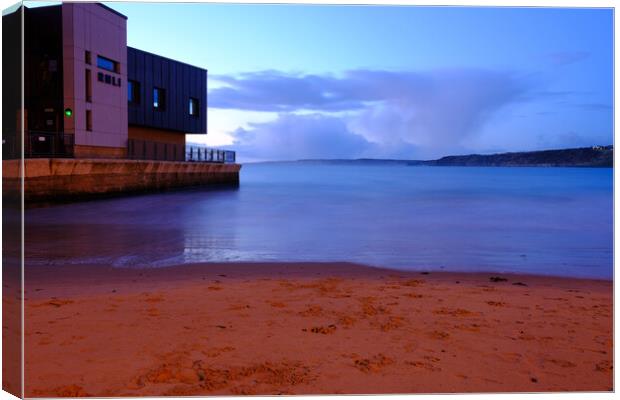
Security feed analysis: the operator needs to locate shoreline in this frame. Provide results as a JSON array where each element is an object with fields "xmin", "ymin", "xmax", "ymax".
[
  {"xmin": 25, "ymin": 260, "xmax": 613, "ymax": 284},
  {"xmin": 23, "ymin": 262, "xmax": 613, "ymax": 396}
]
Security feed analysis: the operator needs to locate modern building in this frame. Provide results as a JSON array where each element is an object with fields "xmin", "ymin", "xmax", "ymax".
[{"xmin": 3, "ymin": 2, "xmax": 211, "ymax": 161}]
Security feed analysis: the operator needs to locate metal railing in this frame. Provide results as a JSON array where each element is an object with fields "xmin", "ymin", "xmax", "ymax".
[
  {"xmin": 128, "ymin": 139, "xmax": 236, "ymax": 163},
  {"xmin": 186, "ymin": 145, "xmax": 236, "ymax": 163},
  {"xmin": 2, "ymin": 131, "xmax": 75, "ymax": 159}
]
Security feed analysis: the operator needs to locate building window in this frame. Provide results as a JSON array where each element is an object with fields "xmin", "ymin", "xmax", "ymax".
[
  {"xmin": 86, "ymin": 110, "xmax": 92, "ymax": 131},
  {"xmin": 97, "ymin": 55, "xmax": 119, "ymax": 73},
  {"xmin": 85, "ymin": 50, "xmax": 91, "ymax": 65},
  {"xmin": 85, "ymin": 69, "xmax": 92, "ymax": 102},
  {"xmin": 189, "ymin": 97, "xmax": 199, "ymax": 116},
  {"xmin": 153, "ymin": 87, "xmax": 166, "ymax": 110},
  {"xmin": 128, "ymin": 80, "xmax": 140, "ymax": 104}
]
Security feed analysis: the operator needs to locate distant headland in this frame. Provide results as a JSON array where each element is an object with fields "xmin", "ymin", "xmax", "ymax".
[{"xmin": 291, "ymin": 145, "xmax": 613, "ymax": 168}]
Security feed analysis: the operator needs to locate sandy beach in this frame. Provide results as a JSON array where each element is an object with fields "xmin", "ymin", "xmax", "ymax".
[{"xmin": 23, "ymin": 262, "xmax": 612, "ymax": 396}]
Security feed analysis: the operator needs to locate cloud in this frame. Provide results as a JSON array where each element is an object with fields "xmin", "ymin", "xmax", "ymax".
[
  {"xmin": 547, "ymin": 51, "xmax": 590, "ymax": 66},
  {"xmin": 230, "ymin": 113, "xmax": 376, "ymax": 161},
  {"xmin": 210, "ymin": 71, "xmax": 373, "ymax": 112},
  {"xmin": 348, "ymin": 69, "xmax": 531, "ymax": 151},
  {"xmin": 210, "ymin": 69, "xmax": 530, "ymax": 114},
  {"xmin": 211, "ymin": 69, "xmax": 534, "ymax": 159}
]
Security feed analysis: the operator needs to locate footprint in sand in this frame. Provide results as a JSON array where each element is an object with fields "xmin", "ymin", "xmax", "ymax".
[
  {"xmin": 595, "ymin": 360, "xmax": 613, "ymax": 372},
  {"xmin": 375, "ymin": 316, "xmax": 405, "ymax": 332},
  {"xmin": 32, "ymin": 385, "xmax": 90, "ymax": 397},
  {"xmin": 546, "ymin": 359, "xmax": 577, "ymax": 368},
  {"xmin": 202, "ymin": 346, "xmax": 235, "ymax": 358},
  {"xmin": 298, "ymin": 305, "xmax": 323, "ymax": 317},
  {"xmin": 143, "ymin": 295, "xmax": 165, "ymax": 303},
  {"xmin": 428, "ymin": 330, "xmax": 450, "ymax": 340},
  {"xmin": 31, "ymin": 299, "xmax": 74, "ymax": 308},
  {"xmin": 353, "ymin": 354, "xmax": 394, "ymax": 373},
  {"xmin": 433, "ymin": 307, "xmax": 477, "ymax": 317},
  {"xmin": 59, "ymin": 335, "xmax": 86, "ymax": 346},
  {"xmin": 337, "ymin": 315, "xmax": 357, "ymax": 327},
  {"xmin": 453, "ymin": 323, "xmax": 482, "ymax": 332},
  {"xmin": 302, "ymin": 325, "xmax": 337, "ymax": 335},
  {"xmin": 401, "ymin": 279, "xmax": 425, "ymax": 287},
  {"xmin": 405, "ymin": 360, "xmax": 441, "ymax": 372},
  {"xmin": 359, "ymin": 297, "xmax": 389, "ymax": 317},
  {"xmin": 228, "ymin": 304, "xmax": 251, "ymax": 311},
  {"xmin": 146, "ymin": 307, "xmax": 160, "ymax": 317},
  {"xmin": 104, "ymin": 306, "xmax": 118, "ymax": 312},
  {"xmin": 134, "ymin": 357, "xmax": 314, "ymax": 394}
]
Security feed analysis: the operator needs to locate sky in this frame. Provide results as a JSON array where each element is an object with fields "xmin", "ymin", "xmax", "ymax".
[{"xmin": 102, "ymin": 3, "xmax": 611, "ymax": 161}]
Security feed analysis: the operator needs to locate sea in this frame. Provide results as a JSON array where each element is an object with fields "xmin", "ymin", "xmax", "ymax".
[{"xmin": 24, "ymin": 163, "xmax": 614, "ymax": 279}]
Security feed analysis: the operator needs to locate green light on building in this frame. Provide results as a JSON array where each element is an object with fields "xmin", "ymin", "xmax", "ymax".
[{"xmin": 64, "ymin": 108, "xmax": 73, "ymax": 117}]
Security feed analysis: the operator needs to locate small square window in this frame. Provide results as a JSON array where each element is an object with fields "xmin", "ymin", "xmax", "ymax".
[
  {"xmin": 85, "ymin": 50, "xmax": 91, "ymax": 65},
  {"xmin": 189, "ymin": 97, "xmax": 199, "ymax": 116},
  {"xmin": 86, "ymin": 110, "xmax": 92, "ymax": 131},
  {"xmin": 85, "ymin": 69, "xmax": 92, "ymax": 102},
  {"xmin": 97, "ymin": 55, "xmax": 119, "ymax": 73},
  {"xmin": 128, "ymin": 80, "xmax": 140, "ymax": 104},
  {"xmin": 153, "ymin": 87, "xmax": 166, "ymax": 110}
]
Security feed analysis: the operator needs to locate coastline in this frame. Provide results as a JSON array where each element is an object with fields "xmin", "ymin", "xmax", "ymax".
[{"xmin": 24, "ymin": 262, "xmax": 612, "ymax": 396}]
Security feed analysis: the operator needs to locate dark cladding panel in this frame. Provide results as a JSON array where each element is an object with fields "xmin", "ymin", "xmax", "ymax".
[
  {"xmin": 170, "ymin": 60, "xmax": 180, "ymax": 129},
  {"xmin": 127, "ymin": 47, "xmax": 206, "ymax": 134},
  {"xmin": 145, "ymin": 52, "xmax": 155, "ymax": 127},
  {"xmin": 127, "ymin": 49, "xmax": 136, "ymax": 124},
  {"xmin": 188, "ymin": 63, "xmax": 195, "ymax": 132},
  {"xmin": 202, "ymin": 70, "xmax": 207, "ymax": 133},
  {"xmin": 148, "ymin": 52, "xmax": 155, "ymax": 126},
  {"xmin": 179, "ymin": 63, "xmax": 186, "ymax": 132},
  {"xmin": 154, "ymin": 53, "xmax": 163, "ymax": 127},
  {"xmin": 138, "ymin": 49, "xmax": 146, "ymax": 126},
  {"xmin": 190, "ymin": 65, "xmax": 197, "ymax": 132},
  {"xmin": 183, "ymin": 63, "xmax": 190, "ymax": 132},
  {"xmin": 197, "ymin": 68, "xmax": 204, "ymax": 132},
  {"xmin": 162, "ymin": 58, "xmax": 170, "ymax": 128}
]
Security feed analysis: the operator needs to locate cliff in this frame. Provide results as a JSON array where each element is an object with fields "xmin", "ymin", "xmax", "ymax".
[{"xmin": 419, "ymin": 146, "xmax": 613, "ymax": 168}]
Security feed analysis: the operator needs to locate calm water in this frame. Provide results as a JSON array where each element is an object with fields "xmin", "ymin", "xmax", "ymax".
[{"xmin": 25, "ymin": 163, "xmax": 613, "ymax": 279}]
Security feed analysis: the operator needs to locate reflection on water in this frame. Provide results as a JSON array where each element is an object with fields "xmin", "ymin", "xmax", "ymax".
[{"xmin": 25, "ymin": 164, "xmax": 613, "ymax": 278}]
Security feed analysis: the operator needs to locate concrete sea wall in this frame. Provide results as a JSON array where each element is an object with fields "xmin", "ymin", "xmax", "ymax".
[{"xmin": 3, "ymin": 158, "xmax": 241, "ymax": 203}]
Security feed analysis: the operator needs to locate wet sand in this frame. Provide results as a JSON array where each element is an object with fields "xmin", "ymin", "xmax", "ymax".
[{"xmin": 24, "ymin": 262, "xmax": 612, "ymax": 396}]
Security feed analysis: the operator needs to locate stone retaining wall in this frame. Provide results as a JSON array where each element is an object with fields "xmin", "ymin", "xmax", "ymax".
[{"xmin": 3, "ymin": 158, "xmax": 241, "ymax": 203}]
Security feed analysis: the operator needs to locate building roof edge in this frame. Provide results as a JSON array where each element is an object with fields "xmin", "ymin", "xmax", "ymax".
[
  {"xmin": 97, "ymin": 3, "xmax": 128, "ymax": 20},
  {"xmin": 128, "ymin": 46, "xmax": 208, "ymax": 73}
]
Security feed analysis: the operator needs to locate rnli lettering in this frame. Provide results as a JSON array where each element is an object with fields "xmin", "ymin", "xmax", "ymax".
[{"xmin": 97, "ymin": 72, "xmax": 121, "ymax": 87}]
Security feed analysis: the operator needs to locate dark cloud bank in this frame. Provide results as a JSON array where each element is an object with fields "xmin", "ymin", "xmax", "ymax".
[{"xmin": 209, "ymin": 69, "xmax": 601, "ymax": 161}]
